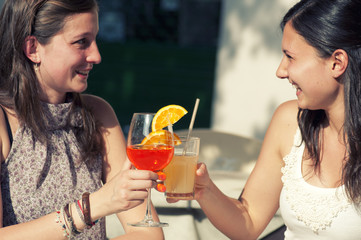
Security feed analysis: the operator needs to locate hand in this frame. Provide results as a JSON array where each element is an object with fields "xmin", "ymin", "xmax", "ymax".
[
  {"xmin": 166, "ymin": 162, "xmax": 211, "ymax": 203},
  {"xmin": 101, "ymin": 159, "xmax": 159, "ymax": 214},
  {"xmin": 193, "ymin": 162, "xmax": 212, "ymax": 200}
]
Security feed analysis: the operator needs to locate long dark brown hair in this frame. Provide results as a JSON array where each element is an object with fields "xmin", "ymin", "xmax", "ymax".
[
  {"xmin": 281, "ymin": 0, "xmax": 361, "ymax": 203},
  {"xmin": 0, "ymin": 0, "xmax": 103, "ymax": 162}
]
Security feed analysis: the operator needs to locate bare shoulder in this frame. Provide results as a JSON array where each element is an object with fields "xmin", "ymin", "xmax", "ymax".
[
  {"xmin": 82, "ymin": 94, "xmax": 112, "ymax": 113},
  {"xmin": 81, "ymin": 94, "xmax": 119, "ymax": 127},
  {"xmin": 272, "ymin": 100, "xmax": 299, "ymax": 125},
  {"xmin": 81, "ymin": 95, "xmax": 127, "ymax": 181},
  {"xmin": 266, "ymin": 100, "xmax": 299, "ymax": 157}
]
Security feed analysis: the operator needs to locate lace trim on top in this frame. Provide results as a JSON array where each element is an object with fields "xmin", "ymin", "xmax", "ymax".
[{"xmin": 281, "ymin": 129, "xmax": 351, "ymax": 233}]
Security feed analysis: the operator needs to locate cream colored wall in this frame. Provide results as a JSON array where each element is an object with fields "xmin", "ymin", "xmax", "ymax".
[{"xmin": 211, "ymin": 0, "xmax": 298, "ymax": 140}]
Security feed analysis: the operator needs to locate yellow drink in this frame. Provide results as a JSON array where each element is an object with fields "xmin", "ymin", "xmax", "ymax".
[{"xmin": 164, "ymin": 154, "xmax": 198, "ymax": 199}]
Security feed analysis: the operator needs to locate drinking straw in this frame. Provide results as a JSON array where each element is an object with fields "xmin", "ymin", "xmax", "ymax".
[
  {"xmin": 166, "ymin": 115, "xmax": 174, "ymax": 144},
  {"xmin": 183, "ymin": 98, "xmax": 200, "ymax": 155}
]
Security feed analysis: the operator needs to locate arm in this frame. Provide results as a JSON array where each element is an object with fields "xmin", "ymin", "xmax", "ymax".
[
  {"xmin": 83, "ymin": 95, "xmax": 164, "ymax": 240},
  {"xmin": 195, "ymin": 100, "xmax": 298, "ymax": 240},
  {"xmin": 0, "ymin": 97, "xmax": 163, "ymax": 239}
]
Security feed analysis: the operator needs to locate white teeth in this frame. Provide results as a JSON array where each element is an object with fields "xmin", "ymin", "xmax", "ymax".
[{"xmin": 77, "ymin": 70, "xmax": 88, "ymax": 75}]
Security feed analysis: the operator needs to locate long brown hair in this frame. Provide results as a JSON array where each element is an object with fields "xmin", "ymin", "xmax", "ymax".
[{"xmin": 0, "ymin": 0, "xmax": 103, "ymax": 162}]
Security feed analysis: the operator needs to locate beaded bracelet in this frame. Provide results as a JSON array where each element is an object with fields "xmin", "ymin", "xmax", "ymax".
[
  {"xmin": 61, "ymin": 208, "xmax": 73, "ymax": 237},
  {"xmin": 55, "ymin": 208, "xmax": 71, "ymax": 238}
]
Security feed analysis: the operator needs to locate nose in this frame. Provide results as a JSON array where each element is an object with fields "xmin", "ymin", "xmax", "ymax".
[
  {"xmin": 276, "ymin": 56, "xmax": 288, "ymax": 79},
  {"xmin": 87, "ymin": 41, "xmax": 102, "ymax": 64}
]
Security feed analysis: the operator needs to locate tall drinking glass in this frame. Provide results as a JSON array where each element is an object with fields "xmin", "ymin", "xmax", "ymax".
[
  {"xmin": 164, "ymin": 136, "xmax": 200, "ymax": 200},
  {"xmin": 126, "ymin": 113, "xmax": 174, "ymax": 227}
]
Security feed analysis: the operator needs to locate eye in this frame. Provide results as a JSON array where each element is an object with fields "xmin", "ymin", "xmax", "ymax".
[
  {"xmin": 282, "ymin": 50, "xmax": 293, "ymax": 60},
  {"xmin": 73, "ymin": 38, "xmax": 90, "ymax": 48},
  {"xmin": 74, "ymin": 38, "xmax": 84, "ymax": 44},
  {"xmin": 284, "ymin": 52, "xmax": 293, "ymax": 60},
  {"xmin": 285, "ymin": 53, "xmax": 293, "ymax": 59}
]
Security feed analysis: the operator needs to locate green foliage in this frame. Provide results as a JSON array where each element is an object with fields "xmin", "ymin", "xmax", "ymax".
[{"xmin": 86, "ymin": 42, "xmax": 216, "ymax": 132}]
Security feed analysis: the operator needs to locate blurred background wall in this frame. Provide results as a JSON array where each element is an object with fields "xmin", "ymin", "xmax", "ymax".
[
  {"xmin": 212, "ymin": 0, "xmax": 298, "ymax": 139},
  {"xmin": 0, "ymin": 0, "xmax": 299, "ymax": 140}
]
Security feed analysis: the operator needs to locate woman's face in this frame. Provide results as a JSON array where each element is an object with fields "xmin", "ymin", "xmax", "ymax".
[
  {"xmin": 276, "ymin": 22, "xmax": 343, "ymax": 111},
  {"xmin": 36, "ymin": 11, "xmax": 101, "ymax": 103}
]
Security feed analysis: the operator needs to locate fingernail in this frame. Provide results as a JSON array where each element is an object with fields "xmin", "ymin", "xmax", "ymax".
[
  {"xmin": 157, "ymin": 183, "xmax": 166, "ymax": 192},
  {"xmin": 157, "ymin": 171, "xmax": 166, "ymax": 181}
]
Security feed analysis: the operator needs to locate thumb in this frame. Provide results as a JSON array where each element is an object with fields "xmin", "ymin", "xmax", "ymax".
[{"xmin": 196, "ymin": 162, "xmax": 207, "ymax": 176}]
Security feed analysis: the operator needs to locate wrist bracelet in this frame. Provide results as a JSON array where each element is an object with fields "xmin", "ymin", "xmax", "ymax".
[
  {"xmin": 81, "ymin": 192, "xmax": 94, "ymax": 228},
  {"xmin": 64, "ymin": 203, "xmax": 82, "ymax": 235},
  {"xmin": 55, "ymin": 209, "xmax": 70, "ymax": 238},
  {"xmin": 75, "ymin": 200, "xmax": 87, "ymax": 226}
]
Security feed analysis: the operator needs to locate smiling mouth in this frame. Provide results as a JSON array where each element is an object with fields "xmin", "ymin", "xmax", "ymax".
[
  {"xmin": 76, "ymin": 70, "xmax": 89, "ymax": 77},
  {"xmin": 289, "ymin": 80, "xmax": 301, "ymax": 95}
]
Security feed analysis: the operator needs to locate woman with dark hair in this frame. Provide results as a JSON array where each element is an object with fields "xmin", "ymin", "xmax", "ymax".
[
  {"xmin": 0, "ymin": 0, "xmax": 164, "ymax": 239},
  {"xmin": 169, "ymin": 0, "xmax": 361, "ymax": 239}
]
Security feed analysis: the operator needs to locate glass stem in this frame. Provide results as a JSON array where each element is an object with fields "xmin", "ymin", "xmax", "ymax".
[{"xmin": 145, "ymin": 188, "xmax": 153, "ymax": 222}]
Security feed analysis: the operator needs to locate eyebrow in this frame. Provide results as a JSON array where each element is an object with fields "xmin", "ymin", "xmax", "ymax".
[
  {"xmin": 70, "ymin": 31, "xmax": 97, "ymax": 41},
  {"xmin": 75, "ymin": 30, "xmax": 97, "ymax": 37}
]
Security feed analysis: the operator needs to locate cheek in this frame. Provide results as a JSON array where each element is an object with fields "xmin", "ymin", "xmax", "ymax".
[{"xmin": 290, "ymin": 60, "xmax": 324, "ymax": 83}]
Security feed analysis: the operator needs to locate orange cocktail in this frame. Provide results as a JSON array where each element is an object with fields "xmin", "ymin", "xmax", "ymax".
[
  {"xmin": 126, "ymin": 105, "xmax": 187, "ymax": 227},
  {"xmin": 126, "ymin": 145, "xmax": 173, "ymax": 171}
]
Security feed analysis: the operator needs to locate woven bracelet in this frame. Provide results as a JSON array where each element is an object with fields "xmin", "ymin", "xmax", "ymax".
[{"xmin": 75, "ymin": 200, "xmax": 87, "ymax": 226}]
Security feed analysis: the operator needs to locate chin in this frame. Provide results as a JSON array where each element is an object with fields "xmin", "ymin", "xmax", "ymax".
[{"xmin": 74, "ymin": 84, "xmax": 88, "ymax": 93}]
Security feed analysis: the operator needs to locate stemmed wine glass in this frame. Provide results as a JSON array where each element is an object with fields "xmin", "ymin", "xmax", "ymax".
[{"xmin": 126, "ymin": 113, "xmax": 174, "ymax": 227}]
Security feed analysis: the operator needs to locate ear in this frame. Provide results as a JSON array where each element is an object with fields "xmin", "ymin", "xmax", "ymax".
[
  {"xmin": 23, "ymin": 36, "xmax": 40, "ymax": 63},
  {"xmin": 330, "ymin": 49, "xmax": 348, "ymax": 78}
]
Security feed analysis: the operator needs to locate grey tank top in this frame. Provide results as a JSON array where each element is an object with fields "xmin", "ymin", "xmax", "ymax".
[{"xmin": 1, "ymin": 101, "xmax": 106, "ymax": 239}]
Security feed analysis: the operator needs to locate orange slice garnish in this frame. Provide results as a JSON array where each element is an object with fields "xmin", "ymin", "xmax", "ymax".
[
  {"xmin": 152, "ymin": 105, "xmax": 188, "ymax": 132},
  {"xmin": 141, "ymin": 130, "xmax": 181, "ymax": 145}
]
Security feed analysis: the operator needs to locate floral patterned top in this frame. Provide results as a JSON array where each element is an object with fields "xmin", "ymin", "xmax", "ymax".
[{"xmin": 1, "ymin": 101, "xmax": 106, "ymax": 239}]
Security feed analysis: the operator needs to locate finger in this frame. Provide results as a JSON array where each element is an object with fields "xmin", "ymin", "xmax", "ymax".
[
  {"xmin": 196, "ymin": 162, "xmax": 207, "ymax": 176},
  {"xmin": 166, "ymin": 198, "xmax": 179, "ymax": 203},
  {"xmin": 128, "ymin": 190, "xmax": 149, "ymax": 200},
  {"xmin": 125, "ymin": 179, "xmax": 157, "ymax": 190},
  {"xmin": 128, "ymin": 170, "xmax": 158, "ymax": 181}
]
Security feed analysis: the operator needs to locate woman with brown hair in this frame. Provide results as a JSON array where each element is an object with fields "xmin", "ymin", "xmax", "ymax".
[{"xmin": 0, "ymin": 0, "xmax": 164, "ymax": 239}]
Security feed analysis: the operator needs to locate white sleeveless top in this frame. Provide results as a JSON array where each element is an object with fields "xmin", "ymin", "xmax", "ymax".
[{"xmin": 280, "ymin": 129, "xmax": 361, "ymax": 239}]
